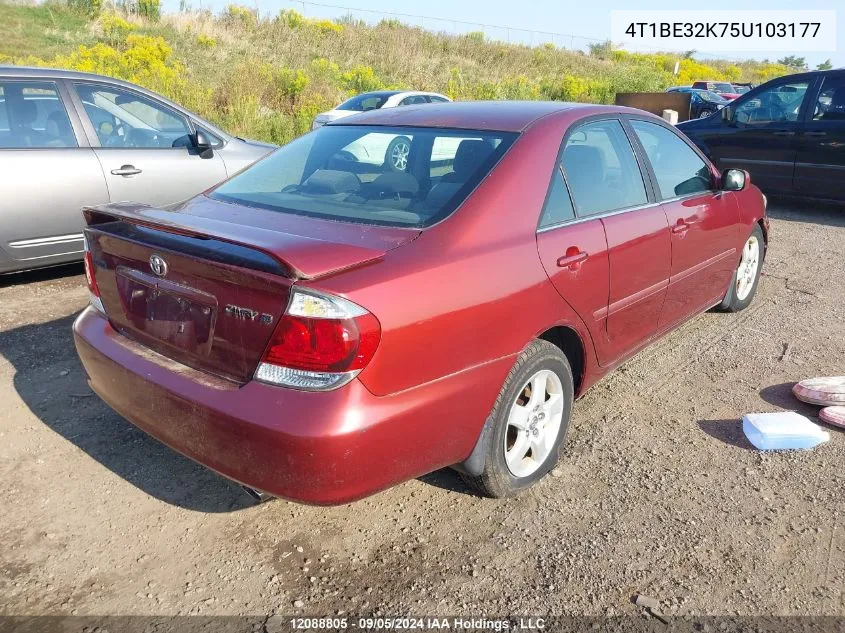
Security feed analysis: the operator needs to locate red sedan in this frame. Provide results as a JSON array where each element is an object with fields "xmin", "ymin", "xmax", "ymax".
[{"xmin": 74, "ymin": 102, "xmax": 768, "ymax": 504}]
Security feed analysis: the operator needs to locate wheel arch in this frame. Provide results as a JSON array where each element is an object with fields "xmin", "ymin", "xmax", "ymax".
[
  {"xmin": 538, "ymin": 325, "xmax": 586, "ymax": 397},
  {"xmin": 454, "ymin": 327, "xmax": 586, "ymax": 477}
]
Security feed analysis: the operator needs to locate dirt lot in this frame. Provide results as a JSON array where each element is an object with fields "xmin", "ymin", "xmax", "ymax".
[{"xmin": 0, "ymin": 201, "xmax": 842, "ymax": 622}]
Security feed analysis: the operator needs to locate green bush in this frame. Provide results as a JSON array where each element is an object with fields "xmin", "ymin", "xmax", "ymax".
[
  {"xmin": 137, "ymin": 0, "xmax": 160, "ymax": 21},
  {"xmin": 340, "ymin": 65, "xmax": 383, "ymax": 93},
  {"xmin": 67, "ymin": 0, "xmax": 102, "ymax": 17}
]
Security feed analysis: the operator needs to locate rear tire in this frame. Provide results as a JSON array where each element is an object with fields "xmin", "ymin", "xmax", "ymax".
[
  {"xmin": 385, "ymin": 136, "xmax": 411, "ymax": 172},
  {"xmin": 719, "ymin": 224, "xmax": 764, "ymax": 313},
  {"xmin": 461, "ymin": 339, "xmax": 573, "ymax": 498}
]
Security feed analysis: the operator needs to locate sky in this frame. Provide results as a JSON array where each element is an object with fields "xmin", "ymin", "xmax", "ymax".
[{"xmin": 160, "ymin": 0, "xmax": 842, "ymax": 68}]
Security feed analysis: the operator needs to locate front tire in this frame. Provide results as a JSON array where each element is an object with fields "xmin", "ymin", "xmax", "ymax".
[
  {"xmin": 461, "ymin": 340, "xmax": 573, "ymax": 498},
  {"xmin": 720, "ymin": 224, "xmax": 764, "ymax": 312}
]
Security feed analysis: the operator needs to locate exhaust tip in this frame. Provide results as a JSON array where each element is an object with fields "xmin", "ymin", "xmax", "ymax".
[{"xmin": 241, "ymin": 485, "xmax": 273, "ymax": 503}]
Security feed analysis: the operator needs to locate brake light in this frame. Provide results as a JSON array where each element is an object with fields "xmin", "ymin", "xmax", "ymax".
[
  {"xmin": 83, "ymin": 235, "xmax": 105, "ymax": 314},
  {"xmin": 255, "ymin": 289, "xmax": 381, "ymax": 391}
]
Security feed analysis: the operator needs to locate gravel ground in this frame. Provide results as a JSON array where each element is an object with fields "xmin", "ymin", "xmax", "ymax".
[{"xmin": 0, "ymin": 200, "xmax": 842, "ymax": 622}]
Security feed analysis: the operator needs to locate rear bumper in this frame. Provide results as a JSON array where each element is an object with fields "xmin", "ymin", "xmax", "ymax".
[{"xmin": 73, "ymin": 307, "xmax": 510, "ymax": 504}]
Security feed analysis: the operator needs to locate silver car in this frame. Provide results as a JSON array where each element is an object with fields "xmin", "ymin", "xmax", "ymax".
[{"xmin": 0, "ymin": 66, "xmax": 275, "ymax": 274}]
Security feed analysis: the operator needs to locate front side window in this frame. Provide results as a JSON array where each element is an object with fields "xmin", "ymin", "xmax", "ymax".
[
  {"xmin": 336, "ymin": 93, "xmax": 390, "ymax": 112},
  {"xmin": 561, "ymin": 119, "xmax": 647, "ymax": 217},
  {"xmin": 733, "ymin": 81, "xmax": 810, "ymax": 125},
  {"xmin": 812, "ymin": 76, "xmax": 845, "ymax": 121},
  {"xmin": 74, "ymin": 83, "xmax": 192, "ymax": 149},
  {"xmin": 0, "ymin": 81, "xmax": 76, "ymax": 149},
  {"xmin": 211, "ymin": 125, "xmax": 516, "ymax": 228},
  {"xmin": 631, "ymin": 120, "xmax": 712, "ymax": 199}
]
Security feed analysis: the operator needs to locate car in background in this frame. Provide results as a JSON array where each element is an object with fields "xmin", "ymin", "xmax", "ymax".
[
  {"xmin": 74, "ymin": 101, "xmax": 767, "ymax": 504},
  {"xmin": 732, "ymin": 83, "xmax": 754, "ymax": 95},
  {"xmin": 679, "ymin": 69, "xmax": 845, "ymax": 202},
  {"xmin": 691, "ymin": 80, "xmax": 743, "ymax": 100},
  {"xmin": 666, "ymin": 86, "xmax": 729, "ymax": 119},
  {"xmin": 0, "ymin": 66, "xmax": 275, "ymax": 275},
  {"xmin": 311, "ymin": 91, "xmax": 451, "ymax": 171}
]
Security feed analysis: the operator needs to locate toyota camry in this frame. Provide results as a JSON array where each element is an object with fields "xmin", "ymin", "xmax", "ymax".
[{"xmin": 73, "ymin": 101, "xmax": 768, "ymax": 504}]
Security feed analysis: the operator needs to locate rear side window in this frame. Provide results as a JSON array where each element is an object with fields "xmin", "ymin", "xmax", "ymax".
[
  {"xmin": 0, "ymin": 81, "xmax": 76, "ymax": 149},
  {"xmin": 211, "ymin": 125, "xmax": 517, "ymax": 228},
  {"xmin": 429, "ymin": 96, "xmax": 449, "ymax": 103},
  {"xmin": 630, "ymin": 120, "xmax": 712, "ymax": 199},
  {"xmin": 561, "ymin": 119, "xmax": 647, "ymax": 217},
  {"xmin": 812, "ymin": 75, "xmax": 845, "ymax": 121},
  {"xmin": 539, "ymin": 168, "xmax": 575, "ymax": 228}
]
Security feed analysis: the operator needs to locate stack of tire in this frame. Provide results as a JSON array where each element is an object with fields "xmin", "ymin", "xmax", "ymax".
[{"xmin": 793, "ymin": 377, "xmax": 845, "ymax": 427}]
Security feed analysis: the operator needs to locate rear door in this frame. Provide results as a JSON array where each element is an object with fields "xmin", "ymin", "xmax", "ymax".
[
  {"xmin": 0, "ymin": 77, "xmax": 108, "ymax": 271},
  {"xmin": 794, "ymin": 73, "xmax": 845, "ymax": 201},
  {"xmin": 535, "ymin": 154, "xmax": 611, "ymax": 365},
  {"xmin": 707, "ymin": 77, "xmax": 812, "ymax": 194},
  {"xmin": 628, "ymin": 118, "xmax": 740, "ymax": 328},
  {"xmin": 70, "ymin": 81, "xmax": 228, "ymax": 207},
  {"xmin": 577, "ymin": 119, "xmax": 670, "ymax": 363}
]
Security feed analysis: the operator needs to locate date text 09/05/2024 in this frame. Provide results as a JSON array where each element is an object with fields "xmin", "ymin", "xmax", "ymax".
[{"xmin": 289, "ymin": 617, "xmax": 547, "ymax": 630}]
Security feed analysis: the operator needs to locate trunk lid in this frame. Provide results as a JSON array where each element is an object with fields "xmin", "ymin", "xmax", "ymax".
[{"xmin": 84, "ymin": 199, "xmax": 418, "ymax": 383}]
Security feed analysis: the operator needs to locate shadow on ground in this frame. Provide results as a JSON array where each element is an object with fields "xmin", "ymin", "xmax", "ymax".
[
  {"xmin": 0, "ymin": 263, "xmax": 84, "ymax": 288},
  {"xmin": 758, "ymin": 382, "xmax": 825, "ymax": 418},
  {"xmin": 766, "ymin": 198, "xmax": 845, "ymax": 227},
  {"xmin": 697, "ymin": 419, "xmax": 756, "ymax": 450},
  {"xmin": 0, "ymin": 312, "xmax": 255, "ymax": 513}
]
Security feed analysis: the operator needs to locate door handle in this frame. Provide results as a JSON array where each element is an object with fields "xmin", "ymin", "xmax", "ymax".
[
  {"xmin": 773, "ymin": 131, "xmax": 795, "ymax": 137},
  {"xmin": 672, "ymin": 220, "xmax": 692, "ymax": 234},
  {"xmin": 804, "ymin": 131, "xmax": 827, "ymax": 137},
  {"xmin": 111, "ymin": 165, "xmax": 142, "ymax": 176},
  {"xmin": 557, "ymin": 248, "xmax": 588, "ymax": 269}
]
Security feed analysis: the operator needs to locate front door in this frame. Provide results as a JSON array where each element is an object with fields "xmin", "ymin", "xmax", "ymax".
[
  {"xmin": 0, "ymin": 78, "xmax": 108, "ymax": 271},
  {"xmin": 70, "ymin": 81, "xmax": 227, "ymax": 207},
  {"xmin": 628, "ymin": 118, "xmax": 740, "ymax": 328},
  {"xmin": 558, "ymin": 118, "xmax": 669, "ymax": 365},
  {"xmin": 794, "ymin": 73, "xmax": 845, "ymax": 201},
  {"xmin": 707, "ymin": 78, "xmax": 812, "ymax": 194}
]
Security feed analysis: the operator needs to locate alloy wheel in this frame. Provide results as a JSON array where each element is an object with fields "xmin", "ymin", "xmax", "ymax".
[
  {"xmin": 736, "ymin": 235, "xmax": 760, "ymax": 301},
  {"xmin": 503, "ymin": 369, "xmax": 564, "ymax": 478}
]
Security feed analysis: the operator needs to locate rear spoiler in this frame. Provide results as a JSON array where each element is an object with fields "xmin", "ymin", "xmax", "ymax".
[{"xmin": 83, "ymin": 202, "xmax": 388, "ymax": 280}]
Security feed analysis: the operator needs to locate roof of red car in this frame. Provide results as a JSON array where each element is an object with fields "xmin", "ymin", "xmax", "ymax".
[{"xmin": 328, "ymin": 100, "xmax": 624, "ymax": 132}]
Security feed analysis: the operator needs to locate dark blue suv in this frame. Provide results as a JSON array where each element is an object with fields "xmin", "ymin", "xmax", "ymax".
[{"xmin": 678, "ymin": 69, "xmax": 845, "ymax": 202}]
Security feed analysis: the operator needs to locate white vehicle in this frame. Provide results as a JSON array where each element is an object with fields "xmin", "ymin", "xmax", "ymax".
[{"xmin": 312, "ymin": 91, "xmax": 452, "ymax": 171}]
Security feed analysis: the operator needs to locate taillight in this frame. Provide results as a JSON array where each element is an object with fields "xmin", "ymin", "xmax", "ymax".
[
  {"xmin": 255, "ymin": 289, "xmax": 381, "ymax": 391},
  {"xmin": 83, "ymin": 234, "xmax": 105, "ymax": 315}
]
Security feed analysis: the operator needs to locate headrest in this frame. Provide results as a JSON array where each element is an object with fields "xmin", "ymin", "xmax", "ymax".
[
  {"xmin": 11, "ymin": 99, "xmax": 37, "ymax": 126},
  {"xmin": 301, "ymin": 169, "xmax": 360, "ymax": 195},
  {"xmin": 452, "ymin": 140, "xmax": 494, "ymax": 178},
  {"xmin": 46, "ymin": 110, "xmax": 72, "ymax": 137}
]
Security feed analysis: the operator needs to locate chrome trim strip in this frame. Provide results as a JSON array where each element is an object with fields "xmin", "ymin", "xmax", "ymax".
[
  {"xmin": 9, "ymin": 233, "xmax": 84, "ymax": 248},
  {"xmin": 537, "ymin": 201, "xmax": 662, "ymax": 233}
]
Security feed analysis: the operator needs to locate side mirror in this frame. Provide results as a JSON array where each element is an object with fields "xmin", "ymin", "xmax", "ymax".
[
  {"xmin": 722, "ymin": 168, "xmax": 747, "ymax": 191},
  {"xmin": 721, "ymin": 106, "xmax": 733, "ymax": 123},
  {"xmin": 194, "ymin": 129, "xmax": 213, "ymax": 158}
]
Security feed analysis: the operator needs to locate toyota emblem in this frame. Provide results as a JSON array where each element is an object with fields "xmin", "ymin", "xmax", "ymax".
[{"xmin": 149, "ymin": 254, "xmax": 168, "ymax": 277}]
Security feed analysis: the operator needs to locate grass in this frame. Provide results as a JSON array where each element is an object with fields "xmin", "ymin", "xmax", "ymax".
[
  {"xmin": 0, "ymin": 1, "xmax": 795, "ymax": 145},
  {"xmin": 0, "ymin": 2, "xmax": 93, "ymax": 59}
]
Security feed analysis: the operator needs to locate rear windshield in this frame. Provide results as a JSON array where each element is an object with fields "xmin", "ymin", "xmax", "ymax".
[{"xmin": 210, "ymin": 125, "xmax": 517, "ymax": 228}]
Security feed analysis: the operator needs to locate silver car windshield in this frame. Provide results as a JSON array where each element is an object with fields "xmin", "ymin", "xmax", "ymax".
[{"xmin": 210, "ymin": 125, "xmax": 517, "ymax": 228}]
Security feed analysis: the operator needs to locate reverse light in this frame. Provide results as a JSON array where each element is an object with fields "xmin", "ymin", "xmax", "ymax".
[
  {"xmin": 255, "ymin": 289, "xmax": 381, "ymax": 391},
  {"xmin": 83, "ymin": 235, "xmax": 105, "ymax": 315}
]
